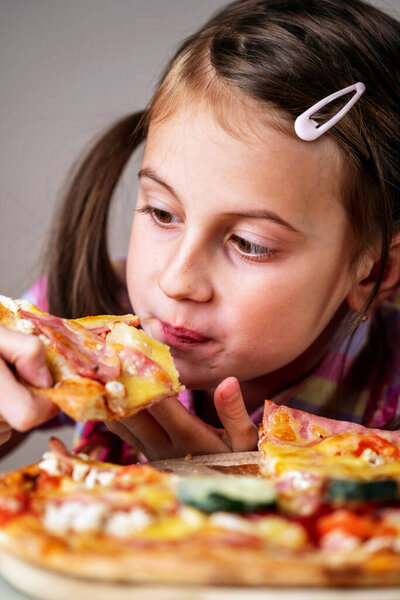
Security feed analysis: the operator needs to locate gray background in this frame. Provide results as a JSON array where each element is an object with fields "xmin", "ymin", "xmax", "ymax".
[{"xmin": 0, "ymin": 0, "xmax": 399, "ymax": 470}]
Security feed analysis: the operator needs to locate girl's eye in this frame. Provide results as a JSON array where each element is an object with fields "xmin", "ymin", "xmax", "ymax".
[
  {"xmin": 137, "ymin": 205, "xmax": 179, "ymax": 225},
  {"xmin": 231, "ymin": 234, "xmax": 275, "ymax": 260},
  {"xmin": 153, "ymin": 208, "xmax": 174, "ymax": 224}
]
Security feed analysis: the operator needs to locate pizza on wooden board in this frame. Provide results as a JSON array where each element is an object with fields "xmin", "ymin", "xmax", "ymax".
[
  {"xmin": 0, "ymin": 296, "xmax": 183, "ymax": 422},
  {"xmin": 1, "ymin": 400, "xmax": 400, "ymax": 587}
]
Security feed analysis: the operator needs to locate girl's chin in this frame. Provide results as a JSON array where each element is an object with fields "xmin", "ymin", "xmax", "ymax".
[
  {"xmin": 175, "ymin": 367, "xmax": 221, "ymax": 392},
  {"xmin": 178, "ymin": 375, "xmax": 219, "ymax": 391}
]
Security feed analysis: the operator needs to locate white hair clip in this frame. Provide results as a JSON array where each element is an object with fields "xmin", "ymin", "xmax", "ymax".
[{"xmin": 294, "ymin": 82, "xmax": 365, "ymax": 141}]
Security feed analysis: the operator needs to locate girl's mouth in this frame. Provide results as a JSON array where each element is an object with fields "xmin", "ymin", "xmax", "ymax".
[{"xmin": 160, "ymin": 321, "xmax": 211, "ymax": 346}]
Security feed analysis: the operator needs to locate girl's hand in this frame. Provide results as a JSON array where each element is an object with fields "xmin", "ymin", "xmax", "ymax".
[
  {"xmin": 0, "ymin": 325, "xmax": 57, "ymax": 443},
  {"xmin": 105, "ymin": 377, "xmax": 258, "ymax": 461}
]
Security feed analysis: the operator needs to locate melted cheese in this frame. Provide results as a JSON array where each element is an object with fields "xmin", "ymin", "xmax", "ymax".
[
  {"xmin": 136, "ymin": 510, "xmax": 205, "ymax": 541},
  {"xmin": 260, "ymin": 432, "xmax": 400, "ymax": 480},
  {"xmin": 106, "ymin": 322, "xmax": 183, "ymax": 406},
  {"xmin": 39, "ymin": 452, "xmax": 66, "ymax": 476}
]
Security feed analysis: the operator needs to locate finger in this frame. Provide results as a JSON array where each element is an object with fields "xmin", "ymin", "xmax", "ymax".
[
  {"xmin": 214, "ymin": 377, "xmax": 258, "ymax": 452},
  {"xmin": 0, "ymin": 325, "xmax": 52, "ymax": 387},
  {"xmin": 149, "ymin": 398, "xmax": 229, "ymax": 455},
  {"xmin": 120, "ymin": 410, "xmax": 170, "ymax": 447},
  {"xmin": 106, "ymin": 410, "xmax": 172, "ymax": 460},
  {"xmin": 0, "ymin": 420, "xmax": 12, "ymax": 433},
  {"xmin": 0, "ymin": 430, "xmax": 12, "ymax": 445},
  {"xmin": 0, "ymin": 418, "xmax": 12, "ymax": 445},
  {"xmin": 105, "ymin": 421, "xmax": 147, "ymax": 454},
  {"xmin": 0, "ymin": 356, "xmax": 58, "ymax": 431}
]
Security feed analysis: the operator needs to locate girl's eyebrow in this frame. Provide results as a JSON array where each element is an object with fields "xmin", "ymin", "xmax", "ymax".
[
  {"xmin": 138, "ymin": 167, "xmax": 177, "ymax": 198},
  {"xmin": 138, "ymin": 167, "xmax": 301, "ymax": 234}
]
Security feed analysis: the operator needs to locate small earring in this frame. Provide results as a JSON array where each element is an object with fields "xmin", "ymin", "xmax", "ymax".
[{"xmin": 361, "ymin": 315, "xmax": 368, "ymax": 322}]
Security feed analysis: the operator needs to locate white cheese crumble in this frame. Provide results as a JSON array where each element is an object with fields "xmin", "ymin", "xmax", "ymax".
[
  {"xmin": 96, "ymin": 471, "xmax": 117, "ymax": 487},
  {"xmin": 280, "ymin": 470, "xmax": 316, "ymax": 492},
  {"xmin": 105, "ymin": 508, "xmax": 152, "ymax": 538},
  {"xmin": 361, "ymin": 448, "xmax": 385, "ymax": 466},
  {"xmin": 44, "ymin": 502, "xmax": 153, "ymax": 537},
  {"xmin": 15, "ymin": 318, "xmax": 35, "ymax": 335},
  {"xmin": 84, "ymin": 469, "xmax": 99, "ymax": 489},
  {"xmin": 105, "ymin": 380, "xmax": 126, "ymax": 398},
  {"xmin": 0, "ymin": 295, "xmax": 19, "ymax": 313},
  {"xmin": 44, "ymin": 501, "xmax": 107, "ymax": 534},
  {"xmin": 84, "ymin": 468, "xmax": 116, "ymax": 489},
  {"xmin": 210, "ymin": 512, "xmax": 252, "ymax": 533},
  {"xmin": 15, "ymin": 299, "xmax": 36, "ymax": 312},
  {"xmin": 72, "ymin": 462, "xmax": 90, "ymax": 483},
  {"xmin": 39, "ymin": 452, "xmax": 64, "ymax": 476}
]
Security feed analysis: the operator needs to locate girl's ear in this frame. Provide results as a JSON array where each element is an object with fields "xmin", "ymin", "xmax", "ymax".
[{"xmin": 347, "ymin": 233, "xmax": 400, "ymax": 313}]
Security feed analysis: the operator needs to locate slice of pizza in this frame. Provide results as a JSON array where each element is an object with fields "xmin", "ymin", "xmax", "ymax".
[
  {"xmin": 258, "ymin": 400, "xmax": 400, "ymax": 515},
  {"xmin": 0, "ymin": 295, "xmax": 183, "ymax": 422}
]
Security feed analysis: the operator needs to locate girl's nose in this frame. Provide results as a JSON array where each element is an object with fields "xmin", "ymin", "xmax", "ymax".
[{"xmin": 158, "ymin": 239, "xmax": 213, "ymax": 303}]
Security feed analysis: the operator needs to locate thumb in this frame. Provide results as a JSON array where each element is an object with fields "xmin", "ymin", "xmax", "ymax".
[{"xmin": 214, "ymin": 377, "xmax": 258, "ymax": 452}]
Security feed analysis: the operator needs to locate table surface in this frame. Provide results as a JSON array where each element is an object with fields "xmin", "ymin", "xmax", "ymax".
[
  {"xmin": 3, "ymin": 573, "xmax": 400, "ymax": 600},
  {"xmin": 1, "ymin": 575, "xmax": 31, "ymax": 600}
]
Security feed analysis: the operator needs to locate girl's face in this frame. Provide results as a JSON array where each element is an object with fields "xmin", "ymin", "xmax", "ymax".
[{"xmin": 127, "ymin": 105, "xmax": 355, "ymax": 392}]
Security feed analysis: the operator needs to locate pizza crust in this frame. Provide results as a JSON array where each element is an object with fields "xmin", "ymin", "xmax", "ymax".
[
  {"xmin": 27, "ymin": 379, "xmax": 175, "ymax": 422},
  {"xmin": 3, "ymin": 531, "xmax": 400, "ymax": 587},
  {"xmin": 2, "ymin": 506, "xmax": 400, "ymax": 587}
]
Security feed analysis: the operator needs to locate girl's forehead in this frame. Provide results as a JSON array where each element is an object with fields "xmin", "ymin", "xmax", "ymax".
[
  {"xmin": 142, "ymin": 104, "xmax": 348, "ymax": 237},
  {"xmin": 148, "ymin": 92, "xmax": 290, "ymax": 145},
  {"xmin": 145, "ymin": 102, "xmax": 343, "ymax": 188}
]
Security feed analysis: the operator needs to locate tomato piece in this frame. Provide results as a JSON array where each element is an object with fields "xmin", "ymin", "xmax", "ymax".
[
  {"xmin": 317, "ymin": 509, "xmax": 375, "ymax": 538},
  {"xmin": 36, "ymin": 474, "xmax": 61, "ymax": 492},
  {"xmin": 355, "ymin": 433, "xmax": 400, "ymax": 459}
]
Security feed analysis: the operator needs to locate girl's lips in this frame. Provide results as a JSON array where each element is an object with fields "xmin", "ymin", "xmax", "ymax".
[{"xmin": 160, "ymin": 322, "xmax": 211, "ymax": 345}]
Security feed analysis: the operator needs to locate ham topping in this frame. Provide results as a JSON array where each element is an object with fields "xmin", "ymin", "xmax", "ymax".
[
  {"xmin": 119, "ymin": 348, "xmax": 172, "ymax": 386},
  {"xmin": 261, "ymin": 400, "xmax": 400, "ymax": 448},
  {"xmin": 19, "ymin": 309, "xmax": 120, "ymax": 382}
]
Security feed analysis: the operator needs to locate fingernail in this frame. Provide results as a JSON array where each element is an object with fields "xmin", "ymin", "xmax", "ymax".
[
  {"xmin": 220, "ymin": 378, "xmax": 240, "ymax": 401},
  {"xmin": 36, "ymin": 368, "xmax": 52, "ymax": 388}
]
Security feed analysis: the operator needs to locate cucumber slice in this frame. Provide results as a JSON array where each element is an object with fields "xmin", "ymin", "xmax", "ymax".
[
  {"xmin": 177, "ymin": 475, "xmax": 276, "ymax": 513},
  {"xmin": 325, "ymin": 479, "xmax": 399, "ymax": 504}
]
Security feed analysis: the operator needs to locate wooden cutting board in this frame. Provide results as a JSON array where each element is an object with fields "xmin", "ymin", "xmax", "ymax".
[
  {"xmin": 1, "ymin": 452, "xmax": 400, "ymax": 600},
  {"xmin": 149, "ymin": 450, "xmax": 262, "ymax": 476}
]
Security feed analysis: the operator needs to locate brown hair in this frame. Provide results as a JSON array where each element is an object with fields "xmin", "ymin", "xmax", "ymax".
[{"xmin": 47, "ymin": 0, "xmax": 400, "ymax": 320}]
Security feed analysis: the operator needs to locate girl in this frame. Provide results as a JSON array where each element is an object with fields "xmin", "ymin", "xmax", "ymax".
[{"xmin": 1, "ymin": 0, "xmax": 399, "ymax": 462}]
